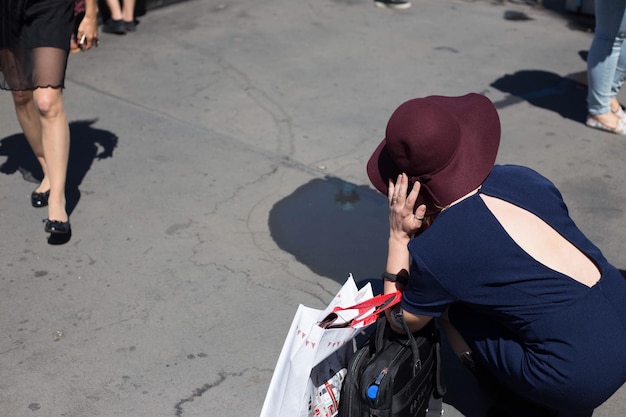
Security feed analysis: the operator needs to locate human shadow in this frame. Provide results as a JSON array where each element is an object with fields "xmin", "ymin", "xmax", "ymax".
[
  {"xmin": 0, "ymin": 119, "xmax": 118, "ymax": 216},
  {"xmin": 490, "ymin": 69, "xmax": 588, "ymax": 123},
  {"xmin": 269, "ymin": 177, "xmax": 389, "ymax": 283}
]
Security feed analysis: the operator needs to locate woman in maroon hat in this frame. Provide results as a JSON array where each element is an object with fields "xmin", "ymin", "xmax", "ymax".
[{"xmin": 367, "ymin": 93, "xmax": 626, "ymax": 416}]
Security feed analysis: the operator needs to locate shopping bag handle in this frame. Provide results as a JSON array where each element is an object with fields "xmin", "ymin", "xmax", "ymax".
[{"xmin": 319, "ymin": 291, "xmax": 402, "ymax": 329}]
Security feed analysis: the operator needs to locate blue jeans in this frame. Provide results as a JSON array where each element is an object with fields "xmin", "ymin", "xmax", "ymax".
[{"xmin": 587, "ymin": 0, "xmax": 626, "ymax": 115}]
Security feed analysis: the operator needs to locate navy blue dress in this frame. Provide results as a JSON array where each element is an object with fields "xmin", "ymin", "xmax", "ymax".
[{"xmin": 402, "ymin": 164, "xmax": 626, "ymax": 411}]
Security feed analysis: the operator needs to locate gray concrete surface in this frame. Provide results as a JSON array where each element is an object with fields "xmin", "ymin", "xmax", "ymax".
[{"xmin": 1, "ymin": 0, "xmax": 625, "ymax": 416}]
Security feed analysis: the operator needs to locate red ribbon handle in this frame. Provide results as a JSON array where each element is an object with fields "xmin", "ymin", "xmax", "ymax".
[{"xmin": 319, "ymin": 291, "xmax": 402, "ymax": 329}]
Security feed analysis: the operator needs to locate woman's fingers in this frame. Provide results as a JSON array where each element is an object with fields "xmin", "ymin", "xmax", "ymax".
[
  {"xmin": 388, "ymin": 178, "xmax": 396, "ymax": 206},
  {"xmin": 414, "ymin": 203, "xmax": 426, "ymax": 221},
  {"xmin": 395, "ymin": 174, "xmax": 407, "ymax": 201},
  {"xmin": 389, "ymin": 174, "xmax": 407, "ymax": 206},
  {"xmin": 387, "ymin": 174, "xmax": 428, "ymax": 238}
]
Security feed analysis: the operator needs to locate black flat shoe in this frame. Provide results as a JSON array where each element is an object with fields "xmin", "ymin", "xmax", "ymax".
[
  {"xmin": 102, "ymin": 19, "xmax": 126, "ymax": 34},
  {"xmin": 43, "ymin": 219, "xmax": 71, "ymax": 235},
  {"xmin": 31, "ymin": 189, "xmax": 50, "ymax": 208},
  {"xmin": 123, "ymin": 20, "xmax": 138, "ymax": 32}
]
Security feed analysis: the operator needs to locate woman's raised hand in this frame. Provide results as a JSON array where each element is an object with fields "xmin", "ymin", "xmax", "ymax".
[{"xmin": 388, "ymin": 173, "xmax": 426, "ymax": 241}]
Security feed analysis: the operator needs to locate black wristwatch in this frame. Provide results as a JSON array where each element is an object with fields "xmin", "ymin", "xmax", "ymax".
[{"xmin": 381, "ymin": 272, "xmax": 409, "ymax": 286}]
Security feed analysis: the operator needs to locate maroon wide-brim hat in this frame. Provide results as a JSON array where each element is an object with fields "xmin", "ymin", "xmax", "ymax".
[{"xmin": 367, "ymin": 93, "xmax": 501, "ymax": 213}]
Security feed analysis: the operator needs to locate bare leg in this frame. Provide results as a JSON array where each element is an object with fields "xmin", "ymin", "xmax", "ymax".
[
  {"xmin": 11, "ymin": 90, "xmax": 50, "ymax": 194},
  {"xmin": 105, "ymin": 0, "xmax": 123, "ymax": 20},
  {"xmin": 33, "ymin": 87, "xmax": 69, "ymax": 223},
  {"xmin": 121, "ymin": 0, "xmax": 135, "ymax": 22},
  {"xmin": 610, "ymin": 96, "xmax": 623, "ymax": 113}
]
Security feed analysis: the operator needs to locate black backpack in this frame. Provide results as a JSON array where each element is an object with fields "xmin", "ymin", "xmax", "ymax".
[{"xmin": 338, "ymin": 315, "xmax": 446, "ymax": 417}]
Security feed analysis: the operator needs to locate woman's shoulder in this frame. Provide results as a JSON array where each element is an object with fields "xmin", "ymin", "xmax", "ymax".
[
  {"xmin": 486, "ymin": 164, "xmax": 559, "ymax": 193},
  {"xmin": 482, "ymin": 164, "xmax": 566, "ymax": 213},
  {"xmin": 490, "ymin": 164, "xmax": 547, "ymax": 180}
]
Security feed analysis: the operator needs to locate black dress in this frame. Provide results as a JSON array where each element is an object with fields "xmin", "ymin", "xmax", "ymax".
[{"xmin": 0, "ymin": 0, "xmax": 75, "ymax": 91}]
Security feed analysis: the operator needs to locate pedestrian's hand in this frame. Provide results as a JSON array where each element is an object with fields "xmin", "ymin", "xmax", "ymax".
[
  {"xmin": 77, "ymin": 15, "xmax": 99, "ymax": 51},
  {"xmin": 388, "ymin": 173, "xmax": 426, "ymax": 241}
]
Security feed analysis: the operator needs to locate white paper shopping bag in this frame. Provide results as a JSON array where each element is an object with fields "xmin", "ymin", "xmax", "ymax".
[
  {"xmin": 259, "ymin": 275, "xmax": 402, "ymax": 417},
  {"xmin": 259, "ymin": 275, "xmax": 372, "ymax": 417}
]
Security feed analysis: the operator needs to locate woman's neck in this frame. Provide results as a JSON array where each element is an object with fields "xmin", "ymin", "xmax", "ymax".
[{"xmin": 441, "ymin": 187, "xmax": 481, "ymax": 211}]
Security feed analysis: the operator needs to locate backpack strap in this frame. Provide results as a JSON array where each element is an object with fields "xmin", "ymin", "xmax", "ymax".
[
  {"xmin": 433, "ymin": 328, "xmax": 447, "ymax": 398},
  {"xmin": 425, "ymin": 327, "xmax": 446, "ymax": 416},
  {"xmin": 368, "ymin": 314, "xmax": 448, "ymax": 416},
  {"xmin": 426, "ymin": 394, "xmax": 444, "ymax": 417}
]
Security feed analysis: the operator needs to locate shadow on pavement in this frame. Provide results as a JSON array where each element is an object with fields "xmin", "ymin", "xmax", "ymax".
[
  {"xmin": 0, "ymin": 119, "xmax": 118, "ymax": 216},
  {"xmin": 490, "ymin": 69, "xmax": 588, "ymax": 123},
  {"xmin": 269, "ymin": 177, "xmax": 389, "ymax": 283},
  {"xmin": 65, "ymin": 119, "xmax": 118, "ymax": 215}
]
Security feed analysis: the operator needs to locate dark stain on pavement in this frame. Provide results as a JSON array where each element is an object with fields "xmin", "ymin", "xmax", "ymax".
[
  {"xmin": 504, "ymin": 10, "xmax": 532, "ymax": 20},
  {"xmin": 174, "ymin": 373, "xmax": 226, "ymax": 417}
]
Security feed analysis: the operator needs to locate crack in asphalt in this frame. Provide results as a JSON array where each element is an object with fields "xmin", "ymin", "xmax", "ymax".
[{"xmin": 174, "ymin": 372, "xmax": 226, "ymax": 417}]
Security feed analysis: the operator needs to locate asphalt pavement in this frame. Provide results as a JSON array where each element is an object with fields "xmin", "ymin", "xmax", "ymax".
[{"xmin": 1, "ymin": 0, "xmax": 625, "ymax": 416}]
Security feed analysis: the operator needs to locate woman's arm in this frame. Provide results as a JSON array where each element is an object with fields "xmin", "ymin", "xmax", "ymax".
[
  {"xmin": 384, "ymin": 173, "xmax": 425, "ymax": 280},
  {"xmin": 383, "ymin": 173, "xmax": 432, "ymax": 333},
  {"xmin": 438, "ymin": 307, "xmax": 472, "ymax": 358}
]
